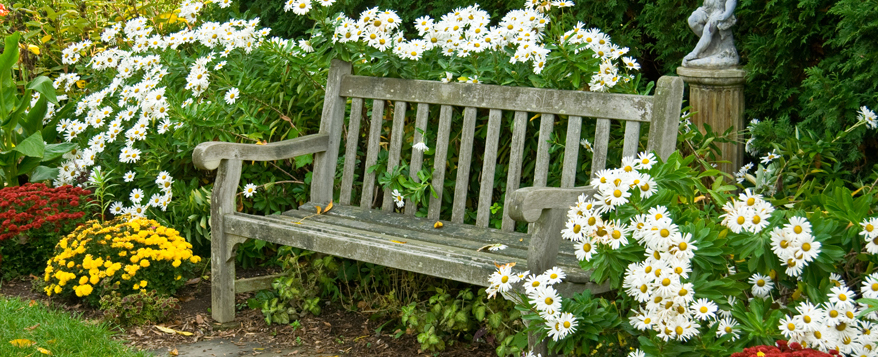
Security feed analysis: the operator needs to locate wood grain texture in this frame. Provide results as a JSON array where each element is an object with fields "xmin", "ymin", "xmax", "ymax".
[
  {"xmin": 590, "ymin": 118, "xmax": 611, "ymax": 179},
  {"xmin": 428, "ymin": 105, "xmax": 453, "ymax": 220},
  {"xmin": 476, "ymin": 109, "xmax": 502, "ymax": 228},
  {"xmin": 360, "ymin": 99, "xmax": 385, "ymax": 209},
  {"xmin": 406, "ymin": 103, "xmax": 430, "ymax": 215},
  {"xmin": 508, "ymin": 186, "xmax": 596, "ymax": 223},
  {"xmin": 501, "ymin": 111, "xmax": 528, "ymax": 232},
  {"xmin": 451, "ymin": 107, "xmax": 477, "ymax": 224},
  {"xmin": 193, "ymin": 134, "xmax": 329, "ymax": 171},
  {"xmin": 339, "ymin": 97, "xmax": 364, "ymax": 205},
  {"xmin": 561, "ymin": 116, "xmax": 582, "ymax": 188},
  {"xmin": 210, "ymin": 159, "xmax": 243, "ymax": 323},
  {"xmin": 382, "ymin": 101, "xmax": 408, "ymax": 212},
  {"xmin": 646, "ymin": 76, "xmax": 685, "ymax": 161},
  {"xmin": 622, "ymin": 120, "xmax": 642, "ymax": 159},
  {"xmin": 340, "ymin": 75, "xmax": 653, "ymax": 121},
  {"xmin": 533, "ymin": 114, "xmax": 554, "ymax": 188},
  {"xmin": 311, "ymin": 59, "xmax": 352, "ymax": 204}
]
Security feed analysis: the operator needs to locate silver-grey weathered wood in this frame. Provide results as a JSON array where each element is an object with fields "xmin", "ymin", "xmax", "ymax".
[
  {"xmin": 405, "ymin": 103, "xmax": 430, "ymax": 215},
  {"xmin": 210, "ymin": 158, "xmax": 243, "ymax": 323},
  {"xmin": 360, "ymin": 99, "xmax": 385, "ymax": 209},
  {"xmin": 476, "ymin": 109, "xmax": 502, "ymax": 228},
  {"xmin": 193, "ymin": 59, "xmax": 683, "ymax": 329},
  {"xmin": 192, "ymin": 134, "xmax": 330, "ymax": 171},
  {"xmin": 646, "ymin": 76, "xmax": 685, "ymax": 161},
  {"xmin": 533, "ymin": 114, "xmax": 554, "ymax": 189},
  {"xmin": 382, "ymin": 101, "xmax": 407, "ymax": 212},
  {"xmin": 561, "ymin": 116, "xmax": 582, "ymax": 188},
  {"xmin": 428, "ymin": 105, "xmax": 453, "ymax": 220},
  {"xmin": 591, "ymin": 118, "xmax": 611, "ymax": 179},
  {"xmin": 622, "ymin": 120, "xmax": 641, "ymax": 159},
  {"xmin": 235, "ymin": 273, "xmax": 285, "ymax": 294},
  {"xmin": 501, "ymin": 111, "xmax": 528, "ymax": 232},
  {"xmin": 339, "ymin": 97, "xmax": 364, "ymax": 205},
  {"xmin": 340, "ymin": 75, "xmax": 654, "ymax": 121},
  {"xmin": 451, "ymin": 107, "xmax": 477, "ymax": 224},
  {"xmin": 311, "ymin": 59, "xmax": 352, "ymax": 205}
]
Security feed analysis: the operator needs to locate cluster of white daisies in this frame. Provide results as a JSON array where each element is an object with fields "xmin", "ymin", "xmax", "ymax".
[
  {"xmin": 488, "ymin": 265, "xmax": 578, "ymax": 341},
  {"xmin": 776, "ymin": 273, "xmax": 878, "ymax": 355},
  {"xmin": 281, "ymin": 0, "xmax": 638, "ymax": 88},
  {"xmin": 49, "ymin": 0, "xmax": 271, "ymax": 218},
  {"xmin": 106, "ymin": 170, "xmax": 176, "ymax": 217}
]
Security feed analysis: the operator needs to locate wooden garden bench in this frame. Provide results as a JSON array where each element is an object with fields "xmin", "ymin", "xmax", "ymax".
[{"xmin": 192, "ymin": 59, "xmax": 684, "ymax": 324}]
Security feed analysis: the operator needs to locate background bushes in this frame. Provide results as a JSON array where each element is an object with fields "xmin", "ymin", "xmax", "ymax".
[{"xmin": 240, "ymin": 0, "xmax": 878, "ymax": 166}]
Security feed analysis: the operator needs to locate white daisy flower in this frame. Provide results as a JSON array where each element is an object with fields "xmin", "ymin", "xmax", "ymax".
[
  {"xmin": 391, "ymin": 189, "xmax": 404, "ymax": 208},
  {"xmin": 123, "ymin": 171, "xmax": 136, "ymax": 182},
  {"xmin": 225, "ymin": 87, "xmax": 239, "ymax": 105},
  {"xmin": 749, "ymin": 273, "xmax": 773, "ymax": 298},
  {"xmin": 129, "ymin": 188, "xmax": 145, "ymax": 204},
  {"xmin": 109, "ymin": 201, "xmax": 125, "ymax": 215},
  {"xmin": 242, "ymin": 183, "xmax": 257, "ymax": 198},
  {"xmin": 413, "ymin": 142, "xmax": 429, "ymax": 152}
]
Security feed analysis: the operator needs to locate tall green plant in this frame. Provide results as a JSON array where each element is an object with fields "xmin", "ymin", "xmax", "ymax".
[{"xmin": 0, "ymin": 32, "xmax": 75, "ymax": 186}]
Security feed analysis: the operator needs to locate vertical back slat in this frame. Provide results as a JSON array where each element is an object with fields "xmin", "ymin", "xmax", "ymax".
[
  {"xmin": 451, "ymin": 107, "xmax": 477, "ymax": 224},
  {"xmin": 561, "ymin": 116, "xmax": 582, "ymax": 188},
  {"xmin": 591, "ymin": 118, "xmax": 611, "ymax": 179},
  {"xmin": 646, "ymin": 76, "xmax": 685, "ymax": 161},
  {"xmin": 359, "ymin": 99, "xmax": 385, "ymax": 209},
  {"xmin": 427, "ymin": 105, "xmax": 453, "ymax": 220},
  {"xmin": 502, "ymin": 111, "xmax": 528, "ymax": 232},
  {"xmin": 405, "ymin": 103, "xmax": 430, "ymax": 215},
  {"xmin": 533, "ymin": 113, "xmax": 554, "ymax": 188},
  {"xmin": 476, "ymin": 109, "xmax": 502, "ymax": 228},
  {"xmin": 339, "ymin": 97, "xmax": 363, "ymax": 205},
  {"xmin": 382, "ymin": 101, "xmax": 408, "ymax": 212},
  {"xmin": 310, "ymin": 60, "xmax": 352, "ymax": 204},
  {"xmin": 622, "ymin": 121, "xmax": 641, "ymax": 159}
]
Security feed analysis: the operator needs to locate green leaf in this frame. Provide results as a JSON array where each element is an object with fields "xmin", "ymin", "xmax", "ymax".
[
  {"xmin": 0, "ymin": 32, "xmax": 21, "ymax": 76},
  {"xmin": 26, "ymin": 76, "xmax": 58, "ymax": 105},
  {"xmin": 29, "ymin": 166, "xmax": 59, "ymax": 182},
  {"xmin": 13, "ymin": 131, "xmax": 45, "ymax": 158},
  {"xmin": 41, "ymin": 142, "xmax": 76, "ymax": 162},
  {"xmin": 23, "ymin": 96, "xmax": 47, "ymax": 135}
]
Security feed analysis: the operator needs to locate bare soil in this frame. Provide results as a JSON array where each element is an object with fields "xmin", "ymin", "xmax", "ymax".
[{"xmin": 0, "ymin": 273, "xmax": 499, "ymax": 357}]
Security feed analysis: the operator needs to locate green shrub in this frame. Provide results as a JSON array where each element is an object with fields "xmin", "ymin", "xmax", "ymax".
[{"xmin": 99, "ymin": 288, "xmax": 181, "ymax": 326}]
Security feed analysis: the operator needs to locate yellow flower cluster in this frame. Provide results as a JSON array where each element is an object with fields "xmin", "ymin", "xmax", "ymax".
[{"xmin": 44, "ymin": 216, "xmax": 201, "ymax": 299}]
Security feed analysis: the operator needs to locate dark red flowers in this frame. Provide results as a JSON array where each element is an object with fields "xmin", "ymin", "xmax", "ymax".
[
  {"xmin": 0, "ymin": 183, "xmax": 92, "ymax": 241},
  {"xmin": 731, "ymin": 340, "xmax": 839, "ymax": 357}
]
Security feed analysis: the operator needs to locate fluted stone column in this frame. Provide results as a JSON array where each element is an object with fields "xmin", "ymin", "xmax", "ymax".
[{"xmin": 676, "ymin": 67, "xmax": 746, "ymax": 174}]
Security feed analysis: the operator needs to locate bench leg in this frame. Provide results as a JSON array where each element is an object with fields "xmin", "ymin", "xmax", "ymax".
[
  {"xmin": 211, "ymin": 234, "xmax": 239, "ymax": 323},
  {"xmin": 210, "ymin": 159, "xmax": 243, "ymax": 324}
]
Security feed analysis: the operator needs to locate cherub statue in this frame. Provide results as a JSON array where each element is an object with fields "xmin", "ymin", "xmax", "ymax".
[{"xmin": 682, "ymin": 0, "xmax": 739, "ymax": 68}]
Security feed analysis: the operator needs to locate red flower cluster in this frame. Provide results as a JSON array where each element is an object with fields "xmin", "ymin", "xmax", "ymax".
[
  {"xmin": 0, "ymin": 4, "xmax": 9, "ymax": 17},
  {"xmin": 0, "ymin": 184, "xmax": 92, "ymax": 241},
  {"xmin": 731, "ymin": 341, "xmax": 839, "ymax": 357}
]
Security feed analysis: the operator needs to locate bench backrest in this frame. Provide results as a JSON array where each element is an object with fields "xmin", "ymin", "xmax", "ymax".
[{"xmin": 310, "ymin": 59, "xmax": 683, "ymax": 230}]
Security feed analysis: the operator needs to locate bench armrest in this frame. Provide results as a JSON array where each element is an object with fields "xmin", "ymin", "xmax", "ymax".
[
  {"xmin": 192, "ymin": 133, "xmax": 330, "ymax": 170},
  {"xmin": 507, "ymin": 186, "xmax": 596, "ymax": 223}
]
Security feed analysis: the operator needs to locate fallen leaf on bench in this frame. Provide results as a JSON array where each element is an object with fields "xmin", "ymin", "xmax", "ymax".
[
  {"xmin": 433, "ymin": 221, "xmax": 443, "ymax": 229},
  {"xmin": 155, "ymin": 325, "xmax": 193, "ymax": 336},
  {"xmin": 478, "ymin": 243, "xmax": 507, "ymax": 252},
  {"xmin": 316, "ymin": 205, "xmax": 323, "ymax": 214},
  {"xmin": 493, "ymin": 262, "xmax": 516, "ymax": 269},
  {"xmin": 390, "ymin": 240, "xmax": 406, "ymax": 244},
  {"xmin": 324, "ymin": 200, "xmax": 334, "ymax": 213}
]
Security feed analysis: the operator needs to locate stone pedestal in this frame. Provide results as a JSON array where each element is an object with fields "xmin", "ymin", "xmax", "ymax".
[{"xmin": 676, "ymin": 67, "xmax": 746, "ymax": 175}]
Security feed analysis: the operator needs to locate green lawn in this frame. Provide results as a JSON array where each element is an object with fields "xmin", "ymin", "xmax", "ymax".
[{"xmin": 0, "ymin": 297, "xmax": 151, "ymax": 357}]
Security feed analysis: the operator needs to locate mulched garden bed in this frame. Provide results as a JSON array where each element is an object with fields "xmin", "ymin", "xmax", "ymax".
[{"xmin": 0, "ymin": 272, "xmax": 499, "ymax": 357}]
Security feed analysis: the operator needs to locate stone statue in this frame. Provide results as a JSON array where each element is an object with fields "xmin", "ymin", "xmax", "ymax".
[{"xmin": 682, "ymin": 0, "xmax": 739, "ymax": 68}]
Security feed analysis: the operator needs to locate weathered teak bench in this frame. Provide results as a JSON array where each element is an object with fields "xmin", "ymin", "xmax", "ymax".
[{"xmin": 193, "ymin": 59, "xmax": 684, "ymax": 324}]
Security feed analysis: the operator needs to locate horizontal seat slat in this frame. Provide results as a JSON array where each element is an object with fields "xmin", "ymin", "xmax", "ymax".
[
  {"xmin": 225, "ymin": 211, "xmax": 604, "ymax": 293},
  {"xmin": 339, "ymin": 75, "xmax": 654, "ymax": 122}
]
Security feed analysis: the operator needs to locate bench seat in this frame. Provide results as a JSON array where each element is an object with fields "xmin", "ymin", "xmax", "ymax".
[{"xmin": 223, "ymin": 204, "xmax": 608, "ymax": 297}]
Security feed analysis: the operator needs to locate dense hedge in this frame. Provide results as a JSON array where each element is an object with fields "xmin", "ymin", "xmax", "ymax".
[{"xmin": 240, "ymin": 0, "xmax": 878, "ymax": 165}]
